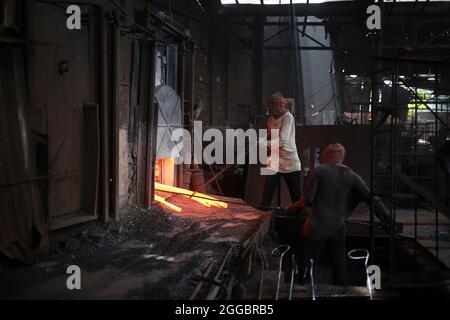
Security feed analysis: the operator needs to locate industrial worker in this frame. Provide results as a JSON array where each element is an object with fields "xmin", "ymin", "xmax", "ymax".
[
  {"xmin": 286, "ymin": 143, "xmax": 389, "ymax": 286},
  {"xmin": 261, "ymin": 92, "xmax": 301, "ymax": 208}
]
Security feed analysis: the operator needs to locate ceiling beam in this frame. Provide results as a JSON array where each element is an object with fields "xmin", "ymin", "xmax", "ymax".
[{"xmin": 218, "ymin": 2, "xmax": 450, "ymax": 18}]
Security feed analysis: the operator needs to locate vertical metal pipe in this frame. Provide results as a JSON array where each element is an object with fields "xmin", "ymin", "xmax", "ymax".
[
  {"xmin": 187, "ymin": 42, "xmax": 196, "ymax": 163},
  {"xmin": 434, "ymin": 62, "xmax": 440, "ymax": 264},
  {"xmin": 389, "ymin": 48, "xmax": 398, "ymax": 286},
  {"xmin": 290, "ymin": 2, "xmax": 305, "ymax": 124},
  {"xmin": 208, "ymin": 24, "xmax": 214, "ymax": 126},
  {"xmin": 254, "ymin": 14, "xmax": 264, "ymax": 118},
  {"xmin": 224, "ymin": 35, "xmax": 230, "ymax": 122},
  {"xmin": 112, "ymin": 11, "xmax": 120, "ymax": 220},
  {"xmin": 310, "ymin": 258, "xmax": 316, "ymax": 300},
  {"xmin": 387, "ymin": 53, "xmax": 394, "ymax": 287},
  {"xmin": 177, "ymin": 41, "xmax": 186, "ymax": 188},
  {"xmin": 146, "ymin": 42, "xmax": 157, "ymax": 207},
  {"xmin": 190, "ymin": 44, "xmax": 196, "ymax": 126},
  {"xmin": 369, "ymin": 57, "xmax": 375, "ymax": 265},
  {"xmin": 289, "ymin": 254, "xmax": 295, "ymax": 300},
  {"xmin": 99, "ymin": 8, "xmax": 109, "ymax": 223},
  {"xmin": 370, "ymin": 1, "xmax": 385, "ymax": 262},
  {"xmin": 413, "ymin": 60, "xmax": 418, "ymax": 270}
]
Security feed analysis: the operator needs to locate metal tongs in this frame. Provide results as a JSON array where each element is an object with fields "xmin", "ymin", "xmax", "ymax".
[{"xmin": 288, "ymin": 254, "xmax": 296, "ymax": 300}]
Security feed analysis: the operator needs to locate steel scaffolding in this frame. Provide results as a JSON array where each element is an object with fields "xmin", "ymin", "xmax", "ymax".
[{"xmin": 370, "ymin": 50, "xmax": 450, "ymax": 287}]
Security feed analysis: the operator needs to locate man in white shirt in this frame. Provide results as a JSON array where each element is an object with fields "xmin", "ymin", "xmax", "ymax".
[{"xmin": 262, "ymin": 92, "xmax": 302, "ymax": 208}]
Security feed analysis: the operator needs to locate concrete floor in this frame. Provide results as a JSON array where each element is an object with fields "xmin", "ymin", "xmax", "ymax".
[
  {"xmin": 0, "ymin": 202, "xmax": 268, "ymax": 300},
  {"xmin": 2, "ymin": 204, "xmax": 448, "ymax": 300},
  {"xmin": 351, "ymin": 208, "xmax": 450, "ymax": 268}
]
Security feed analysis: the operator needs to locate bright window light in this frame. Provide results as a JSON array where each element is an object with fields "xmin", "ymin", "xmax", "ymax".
[
  {"xmin": 222, "ymin": 0, "xmax": 450, "ymax": 5},
  {"xmin": 263, "ymin": 0, "xmax": 293, "ymax": 4},
  {"xmin": 220, "ymin": 0, "xmax": 237, "ymax": 4},
  {"xmin": 237, "ymin": 0, "xmax": 262, "ymax": 4}
]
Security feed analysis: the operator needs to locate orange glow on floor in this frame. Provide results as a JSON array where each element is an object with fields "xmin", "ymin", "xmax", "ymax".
[{"xmin": 155, "ymin": 183, "xmax": 228, "ymax": 211}]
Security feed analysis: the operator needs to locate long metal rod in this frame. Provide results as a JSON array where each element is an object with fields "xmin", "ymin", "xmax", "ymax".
[
  {"xmin": 258, "ymin": 248, "xmax": 265, "ymax": 300},
  {"xmin": 206, "ymin": 247, "xmax": 233, "ymax": 300},
  {"xmin": 263, "ymin": 27, "xmax": 288, "ymax": 45},
  {"xmin": 289, "ymin": 1, "xmax": 305, "ymax": 123},
  {"xmin": 100, "ymin": 8, "xmax": 110, "ymax": 223},
  {"xmin": 220, "ymin": 2, "xmax": 450, "ymax": 18},
  {"xmin": 156, "ymin": 188, "xmax": 279, "ymax": 211},
  {"xmin": 289, "ymin": 254, "xmax": 295, "ymax": 300},
  {"xmin": 296, "ymin": 27, "xmax": 327, "ymax": 48},
  {"xmin": 413, "ymin": 60, "xmax": 419, "ymax": 270},
  {"xmin": 310, "ymin": 258, "xmax": 316, "ymax": 300},
  {"xmin": 188, "ymin": 260, "xmax": 215, "ymax": 300},
  {"xmin": 369, "ymin": 57, "xmax": 376, "ymax": 265},
  {"xmin": 271, "ymin": 245, "xmax": 290, "ymax": 300},
  {"xmin": 434, "ymin": 62, "xmax": 440, "ymax": 265},
  {"xmin": 216, "ymin": 19, "xmax": 450, "ymax": 27},
  {"xmin": 111, "ymin": 12, "xmax": 121, "ymax": 220},
  {"xmin": 147, "ymin": 44, "xmax": 159, "ymax": 207},
  {"xmin": 389, "ymin": 49, "xmax": 397, "ymax": 286},
  {"xmin": 216, "ymin": 45, "xmax": 450, "ymax": 51}
]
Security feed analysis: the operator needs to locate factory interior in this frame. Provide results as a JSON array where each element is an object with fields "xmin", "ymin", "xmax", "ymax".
[{"xmin": 1, "ymin": 0, "xmax": 450, "ymax": 301}]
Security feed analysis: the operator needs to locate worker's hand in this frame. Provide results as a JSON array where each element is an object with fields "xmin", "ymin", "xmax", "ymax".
[{"xmin": 285, "ymin": 205, "xmax": 298, "ymax": 215}]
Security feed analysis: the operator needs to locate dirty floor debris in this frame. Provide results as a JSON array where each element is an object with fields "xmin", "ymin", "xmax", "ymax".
[{"xmin": 0, "ymin": 203, "xmax": 268, "ymax": 300}]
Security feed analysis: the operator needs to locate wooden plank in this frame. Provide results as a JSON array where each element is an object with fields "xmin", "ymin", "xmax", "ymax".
[{"xmin": 50, "ymin": 211, "xmax": 97, "ymax": 231}]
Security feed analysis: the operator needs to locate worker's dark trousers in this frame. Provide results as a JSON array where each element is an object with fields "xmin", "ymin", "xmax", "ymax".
[
  {"xmin": 299, "ymin": 226, "xmax": 347, "ymax": 286},
  {"xmin": 261, "ymin": 171, "xmax": 301, "ymax": 208}
]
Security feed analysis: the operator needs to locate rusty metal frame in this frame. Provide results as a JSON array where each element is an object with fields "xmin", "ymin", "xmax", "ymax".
[{"xmin": 370, "ymin": 51, "xmax": 450, "ymax": 287}]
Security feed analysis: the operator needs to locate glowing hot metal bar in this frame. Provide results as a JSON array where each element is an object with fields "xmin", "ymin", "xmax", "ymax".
[
  {"xmin": 155, "ymin": 183, "xmax": 228, "ymax": 209},
  {"xmin": 154, "ymin": 194, "xmax": 182, "ymax": 212}
]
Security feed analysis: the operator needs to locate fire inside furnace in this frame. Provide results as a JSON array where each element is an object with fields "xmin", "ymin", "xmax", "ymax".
[
  {"xmin": 155, "ymin": 158, "xmax": 176, "ymax": 186},
  {"xmin": 154, "ymin": 156, "xmax": 228, "ymax": 212}
]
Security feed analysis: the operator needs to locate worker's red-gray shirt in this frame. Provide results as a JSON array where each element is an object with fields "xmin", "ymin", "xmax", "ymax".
[{"xmin": 296, "ymin": 163, "xmax": 371, "ymax": 240}]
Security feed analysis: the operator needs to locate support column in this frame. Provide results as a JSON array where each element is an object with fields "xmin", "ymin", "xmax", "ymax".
[
  {"xmin": 290, "ymin": 4, "xmax": 305, "ymax": 124},
  {"xmin": 146, "ymin": 42, "xmax": 158, "ymax": 207},
  {"xmin": 254, "ymin": 15, "xmax": 264, "ymax": 116},
  {"xmin": 99, "ymin": 9, "xmax": 110, "ymax": 223}
]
